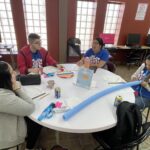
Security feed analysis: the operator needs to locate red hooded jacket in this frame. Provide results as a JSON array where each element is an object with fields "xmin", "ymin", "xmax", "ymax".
[{"xmin": 17, "ymin": 45, "xmax": 57, "ymax": 74}]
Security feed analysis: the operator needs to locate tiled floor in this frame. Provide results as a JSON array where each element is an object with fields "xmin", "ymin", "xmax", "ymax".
[{"xmin": 17, "ymin": 64, "xmax": 150, "ymax": 150}]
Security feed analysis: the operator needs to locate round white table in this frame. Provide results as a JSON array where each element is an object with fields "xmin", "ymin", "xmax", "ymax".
[{"xmin": 23, "ymin": 64, "xmax": 135, "ymax": 133}]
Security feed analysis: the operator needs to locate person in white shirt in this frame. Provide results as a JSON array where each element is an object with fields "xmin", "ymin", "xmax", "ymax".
[{"xmin": 0, "ymin": 61, "xmax": 41, "ymax": 150}]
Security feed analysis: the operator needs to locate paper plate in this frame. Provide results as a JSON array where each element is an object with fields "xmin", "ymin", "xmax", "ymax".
[{"xmin": 43, "ymin": 66, "xmax": 58, "ymax": 74}]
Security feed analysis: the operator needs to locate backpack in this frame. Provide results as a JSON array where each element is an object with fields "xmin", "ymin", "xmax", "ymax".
[{"xmin": 93, "ymin": 101, "xmax": 142, "ymax": 148}]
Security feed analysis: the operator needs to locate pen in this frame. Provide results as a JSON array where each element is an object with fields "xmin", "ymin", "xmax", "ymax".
[
  {"xmin": 57, "ymin": 72, "xmax": 73, "ymax": 75},
  {"xmin": 39, "ymin": 93, "xmax": 49, "ymax": 99},
  {"xmin": 32, "ymin": 92, "xmax": 46, "ymax": 99}
]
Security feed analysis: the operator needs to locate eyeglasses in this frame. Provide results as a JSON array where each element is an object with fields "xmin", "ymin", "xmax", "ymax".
[
  {"xmin": 93, "ymin": 41, "xmax": 99, "ymax": 45},
  {"xmin": 32, "ymin": 40, "xmax": 41, "ymax": 45}
]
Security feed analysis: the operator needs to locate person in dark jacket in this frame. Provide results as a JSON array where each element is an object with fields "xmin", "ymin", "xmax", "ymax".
[{"xmin": 17, "ymin": 33, "xmax": 58, "ymax": 74}]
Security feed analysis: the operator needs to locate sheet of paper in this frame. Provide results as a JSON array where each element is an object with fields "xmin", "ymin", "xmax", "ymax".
[{"xmin": 22, "ymin": 85, "xmax": 46, "ymax": 99}]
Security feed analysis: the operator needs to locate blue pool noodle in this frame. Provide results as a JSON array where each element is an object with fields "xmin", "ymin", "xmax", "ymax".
[{"xmin": 63, "ymin": 80, "xmax": 141, "ymax": 121}]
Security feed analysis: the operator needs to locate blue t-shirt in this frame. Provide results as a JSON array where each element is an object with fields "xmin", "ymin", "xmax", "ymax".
[
  {"xmin": 32, "ymin": 50, "xmax": 42, "ymax": 68},
  {"xmin": 84, "ymin": 48, "xmax": 109, "ymax": 65},
  {"xmin": 132, "ymin": 68, "xmax": 150, "ymax": 99}
]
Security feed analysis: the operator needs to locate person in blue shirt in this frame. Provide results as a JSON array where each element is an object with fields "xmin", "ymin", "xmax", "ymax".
[
  {"xmin": 77, "ymin": 37, "xmax": 109, "ymax": 68},
  {"xmin": 131, "ymin": 55, "xmax": 150, "ymax": 109}
]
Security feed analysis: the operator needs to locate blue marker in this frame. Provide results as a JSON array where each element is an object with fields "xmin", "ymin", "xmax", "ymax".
[{"xmin": 47, "ymin": 72, "xmax": 55, "ymax": 77}]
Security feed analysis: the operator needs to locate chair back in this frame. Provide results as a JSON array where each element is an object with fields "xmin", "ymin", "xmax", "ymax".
[
  {"xmin": 114, "ymin": 122, "xmax": 150, "ymax": 149},
  {"xmin": 67, "ymin": 37, "xmax": 81, "ymax": 56},
  {"xmin": 67, "ymin": 38, "xmax": 81, "ymax": 62},
  {"xmin": 93, "ymin": 102, "xmax": 146, "ymax": 150},
  {"xmin": 106, "ymin": 61, "xmax": 116, "ymax": 73}
]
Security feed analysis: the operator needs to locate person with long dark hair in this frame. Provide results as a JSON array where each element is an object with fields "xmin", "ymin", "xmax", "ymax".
[
  {"xmin": 0, "ymin": 61, "xmax": 41, "ymax": 150},
  {"xmin": 77, "ymin": 37, "xmax": 109, "ymax": 69}
]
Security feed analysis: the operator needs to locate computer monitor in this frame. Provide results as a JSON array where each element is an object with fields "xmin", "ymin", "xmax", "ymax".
[{"xmin": 126, "ymin": 34, "xmax": 141, "ymax": 47}]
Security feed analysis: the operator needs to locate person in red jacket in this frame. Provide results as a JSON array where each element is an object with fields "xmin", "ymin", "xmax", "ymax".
[{"xmin": 17, "ymin": 33, "xmax": 58, "ymax": 74}]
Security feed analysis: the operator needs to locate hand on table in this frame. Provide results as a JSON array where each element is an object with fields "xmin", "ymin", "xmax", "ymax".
[
  {"xmin": 131, "ymin": 76, "xmax": 138, "ymax": 81},
  {"xmin": 28, "ymin": 68, "xmax": 40, "ymax": 74}
]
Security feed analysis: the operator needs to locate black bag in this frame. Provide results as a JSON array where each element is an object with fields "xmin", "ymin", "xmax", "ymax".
[
  {"xmin": 51, "ymin": 145, "xmax": 68, "ymax": 150},
  {"xmin": 93, "ymin": 101, "xmax": 142, "ymax": 148},
  {"xmin": 16, "ymin": 74, "xmax": 41, "ymax": 85}
]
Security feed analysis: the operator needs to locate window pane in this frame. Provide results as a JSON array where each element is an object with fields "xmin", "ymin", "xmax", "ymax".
[
  {"xmin": 41, "ymin": 21, "xmax": 46, "ymax": 27},
  {"xmin": 33, "ymin": 13, "xmax": 39, "ymax": 20},
  {"xmin": 7, "ymin": 11, "xmax": 12, "ymax": 18},
  {"xmin": 33, "ymin": 20, "xmax": 40, "ymax": 26},
  {"xmin": 81, "ymin": 15, "xmax": 87, "ymax": 22},
  {"xmin": 2, "ymin": 19, "xmax": 8, "ymax": 25},
  {"xmin": 77, "ymin": 8, "xmax": 81, "ymax": 15},
  {"xmin": 108, "ymin": 10, "xmax": 113, "ymax": 17},
  {"xmin": 77, "ymin": 15, "xmax": 81, "ymax": 21},
  {"xmin": 0, "ymin": 3, "xmax": 5, "ymax": 10},
  {"xmin": 26, "ymin": 13, "xmax": 33, "ymax": 19},
  {"xmin": 32, "ymin": 6, "xmax": 38, "ymax": 13},
  {"xmin": 82, "ymin": 1, "xmax": 88, "ymax": 8},
  {"xmin": 25, "ymin": 0, "xmax": 31, "ymax": 4},
  {"xmin": 107, "ymin": 17, "xmax": 112, "ymax": 23},
  {"xmin": 32, "ymin": 0, "xmax": 38, "ymax": 5},
  {"xmin": 81, "ymin": 8, "xmax": 87, "ymax": 15},
  {"xmin": 6, "ymin": 3, "xmax": 11, "ymax": 10},
  {"xmin": 1, "ymin": 11, "xmax": 7, "ymax": 18},
  {"xmin": 27, "ymin": 20, "xmax": 33, "ymax": 26},
  {"xmin": 77, "ymin": 1, "xmax": 82, "ymax": 7},
  {"xmin": 87, "ymin": 16, "xmax": 92, "ymax": 22},
  {"xmin": 81, "ymin": 22, "xmax": 86, "ymax": 28}
]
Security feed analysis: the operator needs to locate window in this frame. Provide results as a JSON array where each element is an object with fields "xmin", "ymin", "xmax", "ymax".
[
  {"xmin": 0, "ymin": 0, "xmax": 17, "ymax": 54},
  {"xmin": 23, "ymin": 0, "xmax": 47, "ymax": 49},
  {"xmin": 76, "ymin": 0, "xmax": 97, "ymax": 53},
  {"xmin": 103, "ymin": 2, "xmax": 124, "ymax": 44}
]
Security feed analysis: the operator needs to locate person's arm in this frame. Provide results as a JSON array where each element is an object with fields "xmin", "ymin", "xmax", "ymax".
[
  {"xmin": 90, "ymin": 50, "xmax": 109, "ymax": 68},
  {"xmin": 18, "ymin": 53, "xmax": 39, "ymax": 74},
  {"xmin": 0, "ymin": 88, "xmax": 35, "ymax": 116},
  {"xmin": 90, "ymin": 60, "xmax": 106, "ymax": 68},
  {"xmin": 141, "ymin": 81, "xmax": 150, "ymax": 91},
  {"xmin": 17, "ymin": 51, "xmax": 28, "ymax": 74},
  {"xmin": 131, "ymin": 63, "xmax": 145, "ymax": 81},
  {"xmin": 27, "ymin": 68, "xmax": 40, "ymax": 74},
  {"xmin": 45, "ymin": 51, "xmax": 57, "ymax": 66},
  {"xmin": 77, "ymin": 49, "xmax": 90, "ymax": 67},
  {"xmin": 76, "ymin": 57, "xmax": 84, "ymax": 66}
]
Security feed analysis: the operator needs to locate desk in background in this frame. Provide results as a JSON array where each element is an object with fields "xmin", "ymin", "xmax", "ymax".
[{"xmin": 106, "ymin": 45, "xmax": 150, "ymax": 65}]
